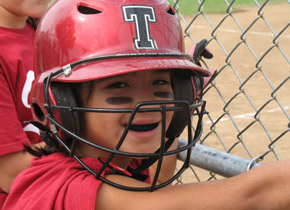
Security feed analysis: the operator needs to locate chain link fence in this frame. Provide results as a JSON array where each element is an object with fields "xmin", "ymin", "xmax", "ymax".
[{"xmin": 174, "ymin": 0, "xmax": 290, "ymax": 183}]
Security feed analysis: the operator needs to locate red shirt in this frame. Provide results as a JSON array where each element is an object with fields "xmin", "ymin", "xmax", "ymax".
[
  {"xmin": 3, "ymin": 153, "xmax": 150, "ymax": 210},
  {"xmin": 0, "ymin": 23, "xmax": 41, "ymax": 156},
  {"xmin": 0, "ymin": 190, "xmax": 6, "ymax": 210}
]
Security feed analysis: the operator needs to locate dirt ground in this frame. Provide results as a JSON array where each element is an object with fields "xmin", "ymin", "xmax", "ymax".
[{"xmin": 177, "ymin": 2, "xmax": 290, "ymax": 182}]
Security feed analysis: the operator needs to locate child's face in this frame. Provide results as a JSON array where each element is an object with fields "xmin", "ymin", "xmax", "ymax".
[{"xmin": 78, "ymin": 70, "xmax": 174, "ymax": 163}]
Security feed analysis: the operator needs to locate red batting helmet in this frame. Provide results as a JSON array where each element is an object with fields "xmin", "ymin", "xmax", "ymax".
[{"xmin": 30, "ymin": 0, "xmax": 211, "ymax": 191}]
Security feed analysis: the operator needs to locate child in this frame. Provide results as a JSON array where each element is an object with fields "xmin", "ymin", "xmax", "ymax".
[
  {"xmin": 4, "ymin": 0, "xmax": 290, "ymax": 209},
  {"xmin": 0, "ymin": 0, "xmax": 50, "ymax": 202}
]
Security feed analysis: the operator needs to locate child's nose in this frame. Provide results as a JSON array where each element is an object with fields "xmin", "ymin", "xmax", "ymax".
[
  {"xmin": 134, "ymin": 88, "xmax": 156, "ymax": 103},
  {"xmin": 131, "ymin": 89, "xmax": 163, "ymax": 111}
]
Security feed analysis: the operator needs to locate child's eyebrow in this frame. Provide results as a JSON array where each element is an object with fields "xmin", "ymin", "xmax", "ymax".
[
  {"xmin": 97, "ymin": 70, "xmax": 171, "ymax": 84},
  {"xmin": 97, "ymin": 73, "xmax": 131, "ymax": 83},
  {"xmin": 152, "ymin": 69, "xmax": 171, "ymax": 75}
]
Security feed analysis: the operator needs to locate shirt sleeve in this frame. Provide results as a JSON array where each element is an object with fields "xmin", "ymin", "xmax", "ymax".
[
  {"xmin": 0, "ymin": 67, "xmax": 31, "ymax": 156},
  {"xmin": 0, "ymin": 188, "xmax": 8, "ymax": 210}
]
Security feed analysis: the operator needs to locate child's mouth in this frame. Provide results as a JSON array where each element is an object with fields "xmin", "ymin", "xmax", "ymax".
[{"xmin": 128, "ymin": 123, "xmax": 159, "ymax": 132}]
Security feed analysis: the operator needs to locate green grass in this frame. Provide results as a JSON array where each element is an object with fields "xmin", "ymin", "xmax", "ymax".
[
  {"xmin": 168, "ymin": 0, "xmax": 286, "ymax": 14},
  {"xmin": 48, "ymin": 0, "xmax": 285, "ymax": 15}
]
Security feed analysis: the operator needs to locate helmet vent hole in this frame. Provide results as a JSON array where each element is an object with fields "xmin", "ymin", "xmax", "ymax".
[
  {"xmin": 78, "ymin": 5, "xmax": 102, "ymax": 15},
  {"xmin": 32, "ymin": 103, "xmax": 45, "ymax": 122},
  {"xmin": 167, "ymin": 5, "xmax": 176, "ymax": 15}
]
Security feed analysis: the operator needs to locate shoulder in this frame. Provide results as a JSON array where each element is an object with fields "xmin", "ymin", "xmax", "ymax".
[
  {"xmin": 0, "ymin": 22, "xmax": 35, "ymax": 39},
  {"xmin": 0, "ymin": 23, "xmax": 35, "ymax": 56},
  {"xmin": 0, "ymin": 24, "xmax": 35, "ymax": 75},
  {"xmin": 5, "ymin": 154, "xmax": 101, "ymax": 210}
]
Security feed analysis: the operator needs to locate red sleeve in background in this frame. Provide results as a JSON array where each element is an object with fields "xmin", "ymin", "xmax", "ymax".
[{"xmin": 0, "ymin": 188, "xmax": 7, "ymax": 210}]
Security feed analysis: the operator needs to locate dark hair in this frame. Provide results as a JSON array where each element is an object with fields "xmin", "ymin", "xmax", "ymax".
[
  {"xmin": 24, "ymin": 81, "xmax": 92, "ymax": 157},
  {"xmin": 26, "ymin": 17, "xmax": 40, "ymax": 30},
  {"xmin": 23, "ymin": 144, "xmax": 58, "ymax": 157}
]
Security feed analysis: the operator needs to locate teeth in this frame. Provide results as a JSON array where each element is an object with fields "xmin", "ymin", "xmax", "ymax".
[{"xmin": 129, "ymin": 123, "xmax": 159, "ymax": 132}]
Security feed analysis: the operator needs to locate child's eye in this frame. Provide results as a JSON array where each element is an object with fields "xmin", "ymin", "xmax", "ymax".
[
  {"xmin": 153, "ymin": 79, "xmax": 170, "ymax": 86},
  {"xmin": 106, "ymin": 82, "xmax": 129, "ymax": 89}
]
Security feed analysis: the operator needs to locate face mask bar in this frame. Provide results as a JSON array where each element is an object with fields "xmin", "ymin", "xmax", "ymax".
[{"xmin": 45, "ymin": 94, "xmax": 204, "ymax": 158}]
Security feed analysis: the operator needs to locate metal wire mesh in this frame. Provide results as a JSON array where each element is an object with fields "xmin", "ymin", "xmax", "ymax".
[{"xmin": 174, "ymin": 0, "xmax": 290, "ymax": 183}]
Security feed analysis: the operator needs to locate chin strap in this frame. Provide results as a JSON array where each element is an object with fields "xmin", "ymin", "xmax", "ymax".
[
  {"xmin": 98, "ymin": 157, "xmax": 132, "ymax": 176},
  {"xmin": 98, "ymin": 157, "xmax": 150, "ymax": 182}
]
